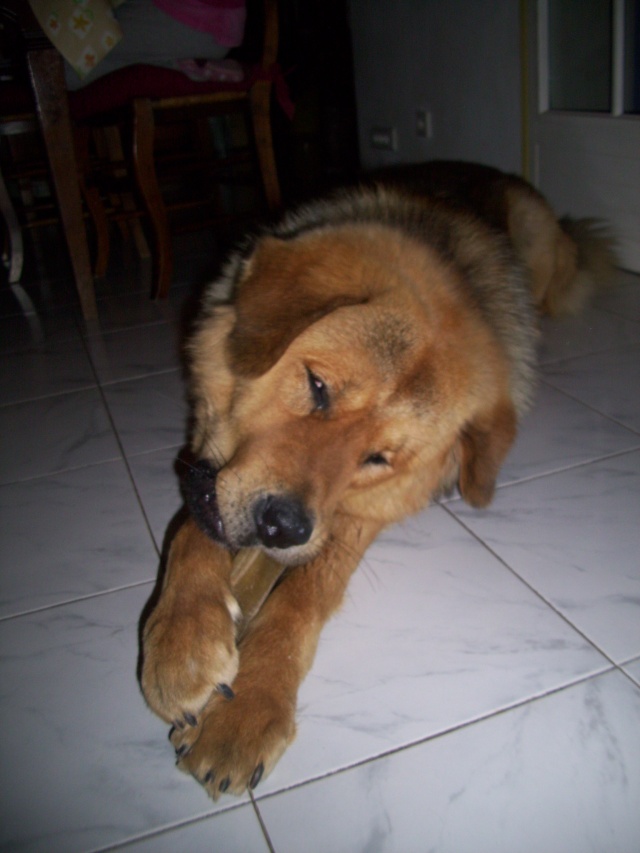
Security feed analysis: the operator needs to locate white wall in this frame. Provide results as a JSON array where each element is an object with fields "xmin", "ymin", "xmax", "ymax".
[{"xmin": 350, "ymin": 0, "xmax": 523, "ymax": 173}]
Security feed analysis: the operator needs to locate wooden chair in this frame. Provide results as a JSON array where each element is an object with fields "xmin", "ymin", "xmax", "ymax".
[{"xmin": 69, "ymin": 0, "xmax": 285, "ymax": 299}]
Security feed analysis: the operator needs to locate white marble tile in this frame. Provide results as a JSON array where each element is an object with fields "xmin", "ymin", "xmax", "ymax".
[
  {"xmin": 103, "ymin": 370, "xmax": 189, "ymax": 457},
  {"xmin": 542, "ymin": 345, "xmax": 640, "ymax": 433},
  {"xmin": 0, "ymin": 510, "xmax": 609, "ymax": 852},
  {"xmin": 0, "ymin": 585, "xmax": 249, "ymax": 853},
  {"xmin": 0, "ymin": 335, "xmax": 96, "ymax": 404},
  {"xmin": 252, "ymin": 506, "xmax": 607, "ymax": 797},
  {"xmin": 0, "ymin": 309, "xmax": 81, "ymax": 355},
  {"xmin": 450, "ymin": 450, "xmax": 640, "ymax": 663},
  {"xmin": 116, "ymin": 804, "xmax": 271, "ymax": 852},
  {"xmin": 127, "ymin": 446, "xmax": 186, "ymax": 551},
  {"xmin": 538, "ymin": 306, "xmax": 640, "ymax": 365},
  {"xmin": 0, "ymin": 274, "xmax": 79, "ymax": 316},
  {"xmin": 0, "ymin": 459, "xmax": 157, "ymax": 618},
  {"xmin": 498, "ymin": 382, "xmax": 640, "ymax": 487},
  {"xmin": 258, "ymin": 670, "xmax": 640, "ymax": 853},
  {"xmin": 0, "ymin": 389, "xmax": 120, "ymax": 484},
  {"xmin": 86, "ymin": 322, "xmax": 184, "ymax": 385},
  {"xmin": 80, "ymin": 291, "xmax": 177, "ymax": 336},
  {"xmin": 623, "ymin": 657, "xmax": 640, "ymax": 687}
]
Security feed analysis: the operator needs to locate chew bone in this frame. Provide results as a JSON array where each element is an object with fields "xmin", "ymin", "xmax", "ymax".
[{"xmin": 230, "ymin": 549, "xmax": 286, "ymax": 639}]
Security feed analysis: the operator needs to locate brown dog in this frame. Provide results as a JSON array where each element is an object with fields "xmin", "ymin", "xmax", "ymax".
[{"xmin": 140, "ymin": 162, "xmax": 615, "ymax": 798}]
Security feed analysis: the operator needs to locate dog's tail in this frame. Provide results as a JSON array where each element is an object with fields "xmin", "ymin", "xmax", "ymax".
[{"xmin": 541, "ymin": 218, "xmax": 618, "ymax": 316}]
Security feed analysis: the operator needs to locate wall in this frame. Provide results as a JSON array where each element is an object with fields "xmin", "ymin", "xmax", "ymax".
[{"xmin": 349, "ymin": 0, "xmax": 523, "ymax": 173}]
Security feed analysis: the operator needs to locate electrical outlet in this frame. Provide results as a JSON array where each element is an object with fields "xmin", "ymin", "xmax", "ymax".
[
  {"xmin": 370, "ymin": 127, "xmax": 397, "ymax": 151},
  {"xmin": 415, "ymin": 109, "xmax": 433, "ymax": 140}
]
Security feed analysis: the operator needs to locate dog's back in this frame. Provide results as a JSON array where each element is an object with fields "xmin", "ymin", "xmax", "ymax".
[{"xmin": 368, "ymin": 161, "xmax": 617, "ymax": 317}]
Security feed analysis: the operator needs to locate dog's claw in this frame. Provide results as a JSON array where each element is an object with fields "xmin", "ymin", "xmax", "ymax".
[
  {"xmin": 219, "ymin": 776, "xmax": 231, "ymax": 793},
  {"xmin": 184, "ymin": 712, "xmax": 198, "ymax": 727},
  {"xmin": 204, "ymin": 769, "xmax": 215, "ymax": 784},
  {"xmin": 217, "ymin": 683, "xmax": 235, "ymax": 700},
  {"xmin": 250, "ymin": 763, "xmax": 264, "ymax": 790}
]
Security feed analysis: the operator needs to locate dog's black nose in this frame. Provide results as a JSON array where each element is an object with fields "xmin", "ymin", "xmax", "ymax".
[{"xmin": 253, "ymin": 495, "xmax": 313, "ymax": 549}]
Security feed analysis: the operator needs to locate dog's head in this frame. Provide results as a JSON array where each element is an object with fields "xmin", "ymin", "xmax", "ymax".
[{"xmin": 185, "ymin": 222, "xmax": 517, "ymax": 565}]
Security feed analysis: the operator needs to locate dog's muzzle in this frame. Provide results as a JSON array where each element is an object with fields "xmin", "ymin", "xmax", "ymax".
[{"xmin": 184, "ymin": 460, "xmax": 314, "ymax": 550}]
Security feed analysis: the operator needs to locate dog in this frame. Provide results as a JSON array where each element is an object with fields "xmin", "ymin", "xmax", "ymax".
[{"xmin": 140, "ymin": 161, "xmax": 615, "ymax": 798}]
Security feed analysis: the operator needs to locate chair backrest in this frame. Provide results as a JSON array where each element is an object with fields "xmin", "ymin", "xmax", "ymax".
[{"xmin": 261, "ymin": 0, "xmax": 279, "ymax": 70}]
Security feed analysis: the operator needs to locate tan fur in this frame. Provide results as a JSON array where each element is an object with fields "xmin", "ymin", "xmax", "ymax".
[
  {"xmin": 141, "ymin": 519, "xmax": 238, "ymax": 725},
  {"xmin": 505, "ymin": 186, "xmax": 617, "ymax": 316},
  {"xmin": 140, "ymin": 162, "xmax": 614, "ymax": 799}
]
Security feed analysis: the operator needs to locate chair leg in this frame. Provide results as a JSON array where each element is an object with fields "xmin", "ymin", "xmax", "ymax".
[
  {"xmin": 0, "ymin": 165, "xmax": 24, "ymax": 283},
  {"xmin": 250, "ymin": 82, "xmax": 281, "ymax": 211},
  {"xmin": 102, "ymin": 126, "xmax": 150, "ymax": 262},
  {"xmin": 132, "ymin": 98, "xmax": 173, "ymax": 299},
  {"xmin": 75, "ymin": 126, "xmax": 110, "ymax": 279},
  {"xmin": 26, "ymin": 46, "xmax": 97, "ymax": 320}
]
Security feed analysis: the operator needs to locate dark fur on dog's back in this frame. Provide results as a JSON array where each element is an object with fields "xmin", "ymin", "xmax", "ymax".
[
  {"xmin": 367, "ymin": 160, "xmax": 524, "ymax": 232},
  {"xmin": 366, "ymin": 161, "xmax": 617, "ymax": 316}
]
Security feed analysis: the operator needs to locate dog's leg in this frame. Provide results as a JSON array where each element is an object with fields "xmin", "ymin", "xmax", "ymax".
[
  {"xmin": 140, "ymin": 518, "xmax": 239, "ymax": 728},
  {"xmin": 169, "ymin": 514, "xmax": 381, "ymax": 798}
]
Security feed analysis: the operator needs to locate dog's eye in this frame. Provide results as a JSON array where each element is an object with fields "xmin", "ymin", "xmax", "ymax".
[
  {"xmin": 307, "ymin": 368, "xmax": 330, "ymax": 412},
  {"xmin": 364, "ymin": 452, "xmax": 389, "ymax": 466}
]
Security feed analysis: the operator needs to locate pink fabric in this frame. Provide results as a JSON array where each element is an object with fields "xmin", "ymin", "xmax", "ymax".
[
  {"xmin": 152, "ymin": 0, "xmax": 246, "ymax": 48},
  {"xmin": 176, "ymin": 58, "xmax": 244, "ymax": 83}
]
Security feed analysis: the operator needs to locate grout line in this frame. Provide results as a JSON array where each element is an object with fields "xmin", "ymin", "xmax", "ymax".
[
  {"xmin": 0, "ymin": 579, "xmax": 156, "ymax": 624},
  {"xmin": 0, "ymin": 453, "xmax": 123, "ymax": 488},
  {"xmin": 78, "ymin": 317, "xmax": 171, "ymax": 341},
  {"xmin": 87, "ymin": 800, "xmax": 255, "ymax": 853},
  {"xmin": 0, "ymin": 381, "xmax": 100, "ymax": 410},
  {"xmin": 538, "ymin": 338, "xmax": 640, "ymax": 369},
  {"xmin": 249, "ymin": 788, "xmax": 278, "ymax": 853},
  {"xmin": 439, "ymin": 443, "xmax": 640, "ymax": 510},
  {"xmin": 441, "ymin": 502, "xmax": 623, "ymax": 669},
  {"xmin": 618, "ymin": 666, "xmax": 640, "ymax": 690},
  {"xmin": 495, "ymin": 443, "xmax": 640, "ymax": 491},
  {"xmin": 538, "ymin": 375, "xmax": 640, "ymax": 437},
  {"xmin": 618, "ymin": 652, "xmax": 640, "ymax": 668},
  {"xmin": 91, "ymin": 666, "xmax": 635, "ymax": 851},
  {"xmin": 250, "ymin": 666, "xmax": 618, "ymax": 807},
  {"xmin": 77, "ymin": 333, "xmax": 167, "ymax": 560},
  {"xmin": 97, "ymin": 366, "xmax": 183, "ymax": 390},
  {"xmin": 539, "ymin": 342, "xmax": 640, "ymax": 371}
]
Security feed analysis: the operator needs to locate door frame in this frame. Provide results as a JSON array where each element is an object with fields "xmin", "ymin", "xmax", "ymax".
[{"xmin": 521, "ymin": 0, "xmax": 640, "ymax": 271}]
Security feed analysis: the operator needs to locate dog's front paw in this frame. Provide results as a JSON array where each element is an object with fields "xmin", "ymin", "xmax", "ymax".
[
  {"xmin": 170, "ymin": 685, "xmax": 296, "ymax": 798},
  {"xmin": 141, "ymin": 587, "xmax": 240, "ymax": 728}
]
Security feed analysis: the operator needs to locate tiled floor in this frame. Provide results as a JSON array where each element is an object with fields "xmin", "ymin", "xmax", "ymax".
[{"xmin": 1, "ymin": 240, "xmax": 639, "ymax": 852}]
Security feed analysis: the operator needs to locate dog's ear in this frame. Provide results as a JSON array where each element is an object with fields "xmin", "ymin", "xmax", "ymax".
[
  {"xmin": 227, "ymin": 236, "xmax": 367, "ymax": 376},
  {"xmin": 457, "ymin": 400, "xmax": 517, "ymax": 508}
]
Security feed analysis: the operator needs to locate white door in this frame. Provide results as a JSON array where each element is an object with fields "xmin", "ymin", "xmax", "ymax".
[{"xmin": 525, "ymin": 0, "xmax": 640, "ymax": 271}]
